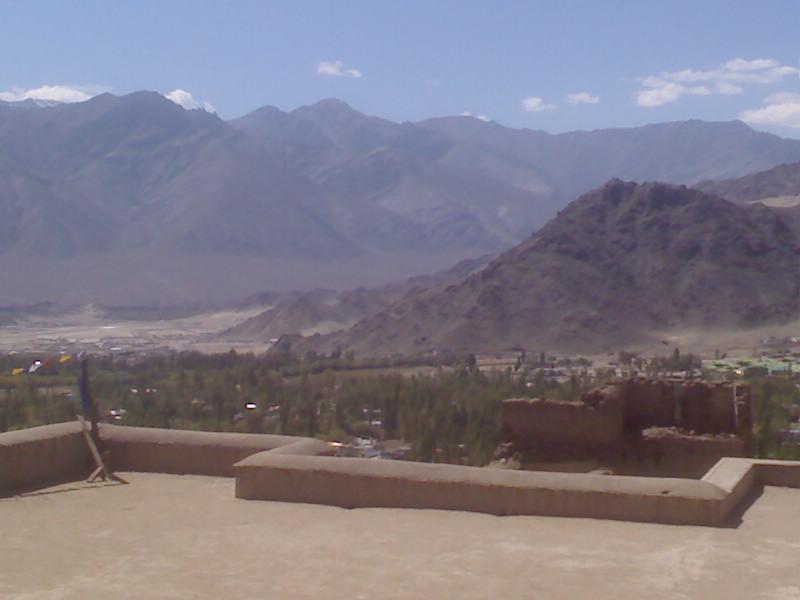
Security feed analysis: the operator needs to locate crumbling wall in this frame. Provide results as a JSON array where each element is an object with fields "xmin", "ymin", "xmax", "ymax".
[
  {"xmin": 621, "ymin": 428, "xmax": 747, "ymax": 478},
  {"xmin": 709, "ymin": 384, "xmax": 737, "ymax": 433},
  {"xmin": 679, "ymin": 381, "xmax": 740, "ymax": 435},
  {"xmin": 500, "ymin": 378, "xmax": 752, "ymax": 474},
  {"xmin": 502, "ymin": 392, "xmax": 624, "ymax": 459},
  {"xmin": 622, "ymin": 379, "xmax": 677, "ymax": 430},
  {"xmin": 734, "ymin": 385, "xmax": 753, "ymax": 442},
  {"xmin": 623, "ymin": 379, "xmax": 744, "ymax": 436}
]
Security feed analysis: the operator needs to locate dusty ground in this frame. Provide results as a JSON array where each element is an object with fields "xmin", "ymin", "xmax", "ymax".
[
  {"xmin": 4, "ymin": 301, "xmax": 799, "ymax": 359},
  {"xmin": 0, "ymin": 306, "xmax": 271, "ymax": 355},
  {"xmin": 1, "ymin": 473, "xmax": 799, "ymax": 599},
  {"xmin": 645, "ymin": 317, "xmax": 800, "ymax": 358}
]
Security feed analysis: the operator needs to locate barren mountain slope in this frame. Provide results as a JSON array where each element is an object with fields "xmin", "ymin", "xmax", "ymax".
[
  {"xmin": 295, "ymin": 180, "xmax": 800, "ymax": 355},
  {"xmin": 697, "ymin": 161, "xmax": 800, "ymax": 205},
  {"xmin": 223, "ymin": 255, "xmax": 491, "ymax": 341}
]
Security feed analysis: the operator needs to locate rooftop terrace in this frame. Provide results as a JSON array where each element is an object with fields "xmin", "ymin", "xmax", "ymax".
[
  {"xmin": 3, "ymin": 422, "xmax": 800, "ymax": 598},
  {"xmin": 2, "ymin": 472, "xmax": 800, "ymax": 599}
]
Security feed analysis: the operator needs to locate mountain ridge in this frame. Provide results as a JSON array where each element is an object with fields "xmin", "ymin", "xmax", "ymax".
[{"xmin": 3, "ymin": 92, "xmax": 800, "ymax": 305}]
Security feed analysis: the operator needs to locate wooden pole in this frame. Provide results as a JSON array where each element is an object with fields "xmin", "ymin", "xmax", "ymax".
[{"xmin": 77, "ymin": 357, "xmax": 127, "ymax": 485}]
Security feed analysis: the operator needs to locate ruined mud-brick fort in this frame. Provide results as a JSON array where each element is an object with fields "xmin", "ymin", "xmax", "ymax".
[{"xmin": 500, "ymin": 378, "xmax": 752, "ymax": 478}]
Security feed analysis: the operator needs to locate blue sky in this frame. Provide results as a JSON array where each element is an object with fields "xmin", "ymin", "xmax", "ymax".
[{"xmin": 2, "ymin": 0, "xmax": 800, "ymax": 135}]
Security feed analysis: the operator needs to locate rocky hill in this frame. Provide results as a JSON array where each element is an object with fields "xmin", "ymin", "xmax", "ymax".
[
  {"xmin": 3, "ymin": 92, "xmax": 800, "ymax": 306},
  {"xmin": 295, "ymin": 181, "xmax": 800, "ymax": 355}
]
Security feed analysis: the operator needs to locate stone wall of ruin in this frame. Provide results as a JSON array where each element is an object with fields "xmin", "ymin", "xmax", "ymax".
[
  {"xmin": 619, "ymin": 379, "xmax": 747, "ymax": 436},
  {"xmin": 501, "ymin": 379, "xmax": 752, "ymax": 472},
  {"xmin": 502, "ymin": 392, "xmax": 624, "ymax": 459},
  {"xmin": 620, "ymin": 432, "xmax": 747, "ymax": 479},
  {"xmin": 621, "ymin": 380, "xmax": 676, "ymax": 430}
]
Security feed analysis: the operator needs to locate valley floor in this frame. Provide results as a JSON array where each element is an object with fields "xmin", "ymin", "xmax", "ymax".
[{"xmin": 0, "ymin": 305, "xmax": 272, "ymax": 355}]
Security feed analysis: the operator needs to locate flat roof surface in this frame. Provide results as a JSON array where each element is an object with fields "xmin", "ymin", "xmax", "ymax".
[{"xmin": 1, "ymin": 473, "xmax": 799, "ymax": 599}]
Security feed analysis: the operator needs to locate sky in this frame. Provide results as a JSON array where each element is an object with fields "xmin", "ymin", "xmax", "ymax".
[{"xmin": 2, "ymin": 0, "xmax": 800, "ymax": 136}]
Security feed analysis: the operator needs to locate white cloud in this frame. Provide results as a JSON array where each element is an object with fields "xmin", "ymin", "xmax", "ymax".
[
  {"xmin": 637, "ymin": 82, "xmax": 710, "ymax": 108},
  {"xmin": 316, "ymin": 60, "xmax": 363, "ymax": 79},
  {"xmin": 763, "ymin": 91, "xmax": 800, "ymax": 105},
  {"xmin": 460, "ymin": 110, "xmax": 489, "ymax": 122},
  {"xmin": 164, "ymin": 89, "xmax": 215, "ymax": 113},
  {"xmin": 521, "ymin": 96, "xmax": 556, "ymax": 113},
  {"xmin": 724, "ymin": 57, "xmax": 778, "ymax": 72},
  {"xmin": 740, "ymin": 92, "xmax": 800, "ymax": 129},
  {"xmin": 0, "ymin": 84, "xmax": 97, "ymax": 104},
  {"xmin": 714, "ymin": 81, "xmax": 744, "ymax": 95},
  {"xmin": 636, "ymin": 57, "xmax": 800, "ymax": 107},
  {"xmin": 566, "ymin": 91, "xmax": 599, "ymax": 105}
]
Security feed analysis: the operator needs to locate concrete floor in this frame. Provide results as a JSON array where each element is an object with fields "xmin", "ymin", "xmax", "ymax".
[{"xmin": 1, "ymin": 473, "xmax": 799, "ymax": 600}]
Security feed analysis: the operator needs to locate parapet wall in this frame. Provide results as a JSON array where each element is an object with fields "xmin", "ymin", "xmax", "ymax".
[
  {"xmin": 0, "ymin": 422, "xmax": 91, "ymax": 494},
  {"xmin": 104, "ymin": 426, "xmax": 331, "ymax": 477},
  {"xmin": 234, "ymin": 453, "xmax": 727, "ymax": 526},
  {"xmin": 4, "ymin": 422, "xmax": 799, "ymax": 528},
  {"xmin": 234, "ymin": 452, "xmax": 800, "ymax": 527},
  {"xmin": 0, "ymin": 423, "xmax": 331, "ymax": 494}
]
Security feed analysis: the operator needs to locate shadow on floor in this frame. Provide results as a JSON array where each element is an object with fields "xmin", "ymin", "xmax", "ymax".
[{"xmin": 1, "ymin": 477, "xmax": 127, "ymax": 500}]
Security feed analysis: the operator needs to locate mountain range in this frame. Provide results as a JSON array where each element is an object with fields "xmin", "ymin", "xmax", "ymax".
[
  {"xmin": 3, "ymin": 91, "xmax": 800, "ymax": 306},
  {"xmin": 289, "ymin": 180, "xmax": 800, "ymax": 355}
]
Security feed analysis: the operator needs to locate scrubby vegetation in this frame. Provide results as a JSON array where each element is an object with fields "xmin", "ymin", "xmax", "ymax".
[
  {"xmin": 2, "ymin": 349, "xmax": 799, "ymax": 463},
  {"xmin": 0, "ymin": 351, "xmax": 581, "ymax": 465}
]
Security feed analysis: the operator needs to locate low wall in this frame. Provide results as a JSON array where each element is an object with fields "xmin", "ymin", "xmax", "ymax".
[
  {"xmin": 0, "ymin": 422, "xmax": 91, "ymax": 495},
  {"xmin": 749, "ymin": 459, "xmax": 800, "ymax": 488},
  {"xmin": 234, "ymin": 453, "xmax": 728, "ymax": 526},
  {"xmin": 103, "ymin": 425, "xmax": 330, "ymax": 477},
  {"xmin": 701, "ymin": 457, "xmax": 757, "ymax": 520},
  {"xmin": 4, "ymin": 422, "xmax": 800, "ymax": 528},
  {"xmin": 234, "ymin": 452, "xmax": 800, "ymax": 527},
  {"xmin": 0, "ymin": 423, "xmax": 330, "ymax": 494}
]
